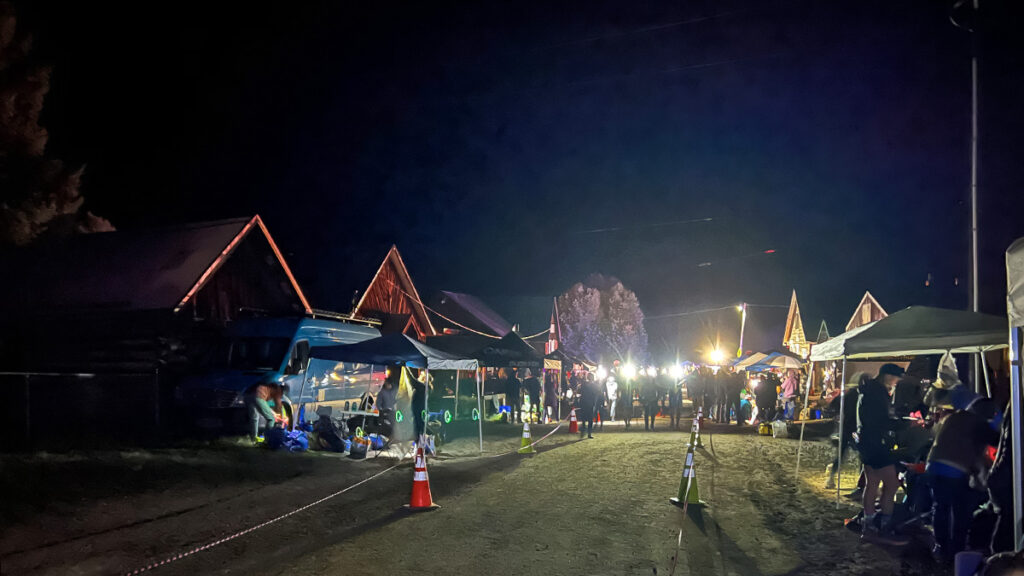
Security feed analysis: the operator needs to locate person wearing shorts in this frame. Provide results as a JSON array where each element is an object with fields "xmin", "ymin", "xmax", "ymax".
[{"xmin": 856, "ymin": 363, "xmax": 909, "ymax": 545}]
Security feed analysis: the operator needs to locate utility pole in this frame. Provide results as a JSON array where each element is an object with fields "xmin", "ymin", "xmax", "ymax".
[
  {"xmin": 953, "ymin": 0, "xmax": 981, "ymax": 391},
  {"xmin": 971, "ymin": 17, "xmax": 981, "ymax": 392}
]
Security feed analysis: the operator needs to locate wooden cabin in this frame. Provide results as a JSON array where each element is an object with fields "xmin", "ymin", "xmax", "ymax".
[
  {"xmin": 846, "ymin": 291, "xmax": 889, "ymax": 332},
  {"xmin": 0, "ymin": 215, "xmax": 311, "ymax": 372},
  {"xmin": 350, "ymin": 245, "xmax": 435, "ymax": 341},
  {"xmin": 782, "ymin": 290, "xmax": 810, "ymax": 358}
]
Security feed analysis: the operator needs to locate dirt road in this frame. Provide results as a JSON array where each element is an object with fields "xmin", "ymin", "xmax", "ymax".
[{"xmin": 1, "ymin": 420, "xmax": 944, "ymax": 576}]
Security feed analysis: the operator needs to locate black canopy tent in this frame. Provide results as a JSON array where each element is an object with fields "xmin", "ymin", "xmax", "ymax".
[{"xmin": 795, "ymin": 306, "xmax": 1008, "ymax": 505}]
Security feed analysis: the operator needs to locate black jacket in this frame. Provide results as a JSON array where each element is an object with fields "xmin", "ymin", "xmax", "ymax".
[{"xmin": 856, "ymin": 377, "xmax": 897, "ymax": 447}]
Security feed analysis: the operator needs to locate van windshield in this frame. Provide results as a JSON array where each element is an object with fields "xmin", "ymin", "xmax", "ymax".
[{"xmin": 219, "ymin": 338, "xmax": 292, "ymax": 371}]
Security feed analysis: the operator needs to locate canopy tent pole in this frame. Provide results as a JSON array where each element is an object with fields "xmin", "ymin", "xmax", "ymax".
[
  {"xmin": 424, "ymin": 368, "xmax": 430, "ymax": 447},
  {"xmin": 1010, "ymin": 327, "xmax": 1023, "ymax": 552},
  {"xmin": 980, "ymin": 352, "xmax": 991, "ymax": 398},
  {"xmin": 454, "ymin": 370, "xmax": 460, "ymax": 419},
  {"xmin": 295, "ymin": 357, "xmax": 312, "ymax": 427},
  {"xmin": 836, "ymin": 358, "xmax": 847, "ymax": 508},
  {"xmin": 794, "ymin": 361, "xmax": 815, "ymax": 483},
  {"xmin": 361, "ymin": 365, "xmax": 375, "ymax": 433},
  {"xmin": 477, "ymin": 368, "xmax": 484, "ymax": 453}
]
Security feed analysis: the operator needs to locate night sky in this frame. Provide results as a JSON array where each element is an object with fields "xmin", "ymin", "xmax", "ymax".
[{"xmin": 20, "ymin": 0, "xmax": 1024, "ymax": 353}]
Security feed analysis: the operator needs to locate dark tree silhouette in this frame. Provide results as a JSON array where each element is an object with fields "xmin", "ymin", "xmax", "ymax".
[{"xmin": 0, "ymin": 2, "xmax": 112, "ymax": 246}]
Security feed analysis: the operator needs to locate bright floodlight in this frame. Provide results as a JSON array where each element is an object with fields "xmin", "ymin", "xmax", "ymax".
[
  {"xmin": 708, "ymin": 348, "xmax": 725, "ymax": 365},
  {"xmin": 596, "ymin": 365, "xmax": 608, "ymax": 380},
  {"xmin": 621, "ymin": 362, "xmax": 637, "ymax": 379},
  {"xmin": 735, "ymin": 305, "xmax": 743, "ymax": 312},
  {"xmin": 670, "ymin": 364, "xmax": 684, "ymax": 379}
]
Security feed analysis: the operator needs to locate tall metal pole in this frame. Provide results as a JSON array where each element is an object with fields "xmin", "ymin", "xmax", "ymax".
[
  {"xmin": 1010, "ymin": 327, "xmax": 1023, "ymax": 552},
  {"xmin": 476, "ymin": 368, "xmax": 484, "ymax": 453},
  {"xmin": 737, "ymin": 302, "xmax": 748, "ymax": 358},
  {"xmin": 836, "ymin": 358, "xmax": 847, "ymax": 508},
  {"xmin": 954, "ymin": 0, "xmax": 982, "ymax": 391},
  {"xmin": 971, "ymin": 21, "xmax": 981, "ymax": 392}
]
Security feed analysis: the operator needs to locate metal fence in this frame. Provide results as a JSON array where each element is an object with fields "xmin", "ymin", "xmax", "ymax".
[{"xmin": 0, "ymin": 371, "xmax": 167, "ymax": 451}]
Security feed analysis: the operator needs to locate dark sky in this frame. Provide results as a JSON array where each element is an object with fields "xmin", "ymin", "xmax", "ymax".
[{"xmin": 20, "ymin": 0, "xmax": 1024, "ymax": 356}]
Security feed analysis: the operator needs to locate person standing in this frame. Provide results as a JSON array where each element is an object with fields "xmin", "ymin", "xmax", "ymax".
[
  {"xmin": 727, "ymin": 369, "xmax": 744, "ymax": 425},
  {"xmin": 411, "ymin": 370, "xmax": 427, "ymax": 440},
  {"xmin": 755, "ymin": 372, "xmax": 778, "ymax": 423},
  {"xmin": 926, "ymin": 397, "xmax": 1000, "ymax": 561},
  {"xmin": 714, "ymin": 369, "xmax": 730, "ymax": 423},
  {"xmin": 668, "ymin": 373, "xmax": 683, "ymax": 430},
  {"xmin": 641, "ymin": 372, "xmax": 659, "ymax": 430},
  {"xmin": 617, "ymin": 376, "xmax": 633, "ymax": 430},
  {"xmin": 856, "ymin": 364, "xmax": 910, "ymax": 545},
  {"xmin": 825, "ymin": 380, "xmax": 860, "ymax": 489},
  {"xmin": 580, "ymin": 372, "xmax": 601, "ymax": 439},
  {"xmin": 505, "ymin": 368, "xmax": 522, "ymax": 424},
  {"xmin": 523, "ymin": 369, "xmax": 542, "ymax": 423},
  {"xmin": 605, "ymin": 374, "xmax": 619, "ymax": 422},
  {"xmin": 377, "ymin": 370, "xmax": 399, "ymax": 437},
  {"xmin": 781, "ymin": 369, "xmax": 798, "ymax": 421},
  {"xmin": 701, "ymin": 367, "xmax": 716, "ymax": 421},
  {"xmin": 543, "ymin": 371, "xmax": 558, "ymax": 422},
  {"xmin": 684, "ymin": 368, "xmax": 702, "ymax": 417}
]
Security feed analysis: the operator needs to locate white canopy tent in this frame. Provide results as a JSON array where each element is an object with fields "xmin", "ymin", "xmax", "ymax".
[
  {"xmin": 1006, "ymin": 238, "xmax": 1024, "ymax": 551},
  {"xmin": 734, "ymin": 352, "xmax": 768, "ymax": 370},
  {"xmin": 794, "ymin": 306, "xmax": 1009, "ymax": 506}
]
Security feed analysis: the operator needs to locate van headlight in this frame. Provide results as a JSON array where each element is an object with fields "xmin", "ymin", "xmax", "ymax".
[{"xmin": 231, "ymin": 394, "xmax": 245, "ymax": 407}]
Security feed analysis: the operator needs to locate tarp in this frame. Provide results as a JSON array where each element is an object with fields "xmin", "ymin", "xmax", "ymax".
[
  {"xmin": 734, "ymin": 352, "xmax": 768, "ymax": 370},
  {"xmin": 810, "ymin": 306, "xmax": 1007, "ymax": 361},
  {"xmin": 1009, "ymin": 237, "xmax": 1024, "ymax": 328},
  {"xmin": 310, "ymin": 334, "xmax": 478, "ymax": 371}
]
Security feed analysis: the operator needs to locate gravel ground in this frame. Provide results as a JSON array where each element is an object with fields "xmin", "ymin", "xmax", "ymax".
[{"xmin": 0, "ymin": 418, "xmax": 947, "ymax": 576}]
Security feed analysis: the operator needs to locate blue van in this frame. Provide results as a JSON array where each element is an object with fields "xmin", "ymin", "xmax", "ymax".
[{"xmin": 178, "ymin": 316, "xmax": 380, "ymax": 431}]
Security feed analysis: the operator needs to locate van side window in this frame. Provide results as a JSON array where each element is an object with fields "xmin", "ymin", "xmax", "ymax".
[{"xmin": 285, "ymin": 340, "xmax": 310, "ymax": 375}]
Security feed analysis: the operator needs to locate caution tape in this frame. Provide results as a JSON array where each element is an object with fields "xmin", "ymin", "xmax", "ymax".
[
  {"xmin": 486, "ymin": 417, "xmax": 568, "ymax": 458},
  {"xmin": 124, "ymin": 458, "xmax": 405, "ymax": 575},
  {"xmin": 125, "ymin": 415, "xmax": 569, "ymax": 574}
]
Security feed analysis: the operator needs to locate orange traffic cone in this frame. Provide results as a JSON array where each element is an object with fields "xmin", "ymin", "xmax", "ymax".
[
  {"xmin": 404, "ymin": 444, "xmax": 439, "ymax": 511},
  {"xmin": 568, "ymin": 409, "xmax": 578, "ymax": 434}
]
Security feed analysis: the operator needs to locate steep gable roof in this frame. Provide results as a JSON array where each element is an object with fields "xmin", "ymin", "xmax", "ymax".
[
  {"xmin": 782, "ymin": 290, "xmax": 806, "ymax": 348},
  {"xmin": 846, "ymin": 290, "xmax": 889, "ymax": 332},
  {"xmin": 0, "ymin": 215, "xmax": 311, "ymax": 314},
  {"xmin": 815, "ymin": 320, "xmax": 831, "ymax": 343},
  {"xmin": 352, "ymin": 245, "xmax": 435, "ymax": 339}
]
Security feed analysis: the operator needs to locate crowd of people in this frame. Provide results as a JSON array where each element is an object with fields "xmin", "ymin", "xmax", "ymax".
[
  {"xmin": 498, "ymin": 363, "xmax": 808, "ymax": 437},
  {"xmin": 824, "ymin": 361, "xmax": 1020, "ymax": 570},
  {"xmin": 499, "ymin": 365, "xmax": 689, "ymax": 437}
]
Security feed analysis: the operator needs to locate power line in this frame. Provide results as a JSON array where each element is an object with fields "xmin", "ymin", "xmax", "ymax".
[
  {"xmin": 646, "ymin": 302, "xmax": 789, "ymax": 320},
  {"xmin": 539, "ymin": 8, "xmax": 756, "ymax": 51},
  {"xmin": 564, "ymin": 52, "xmax": 783, "ymax": 88},
  {"xmin": 576, "ymin": 217, "xmax": 713, "ymax": 235},
  {"xmin": 645, "ymin": 305, "xmax": 737, "ymax": 320}
]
